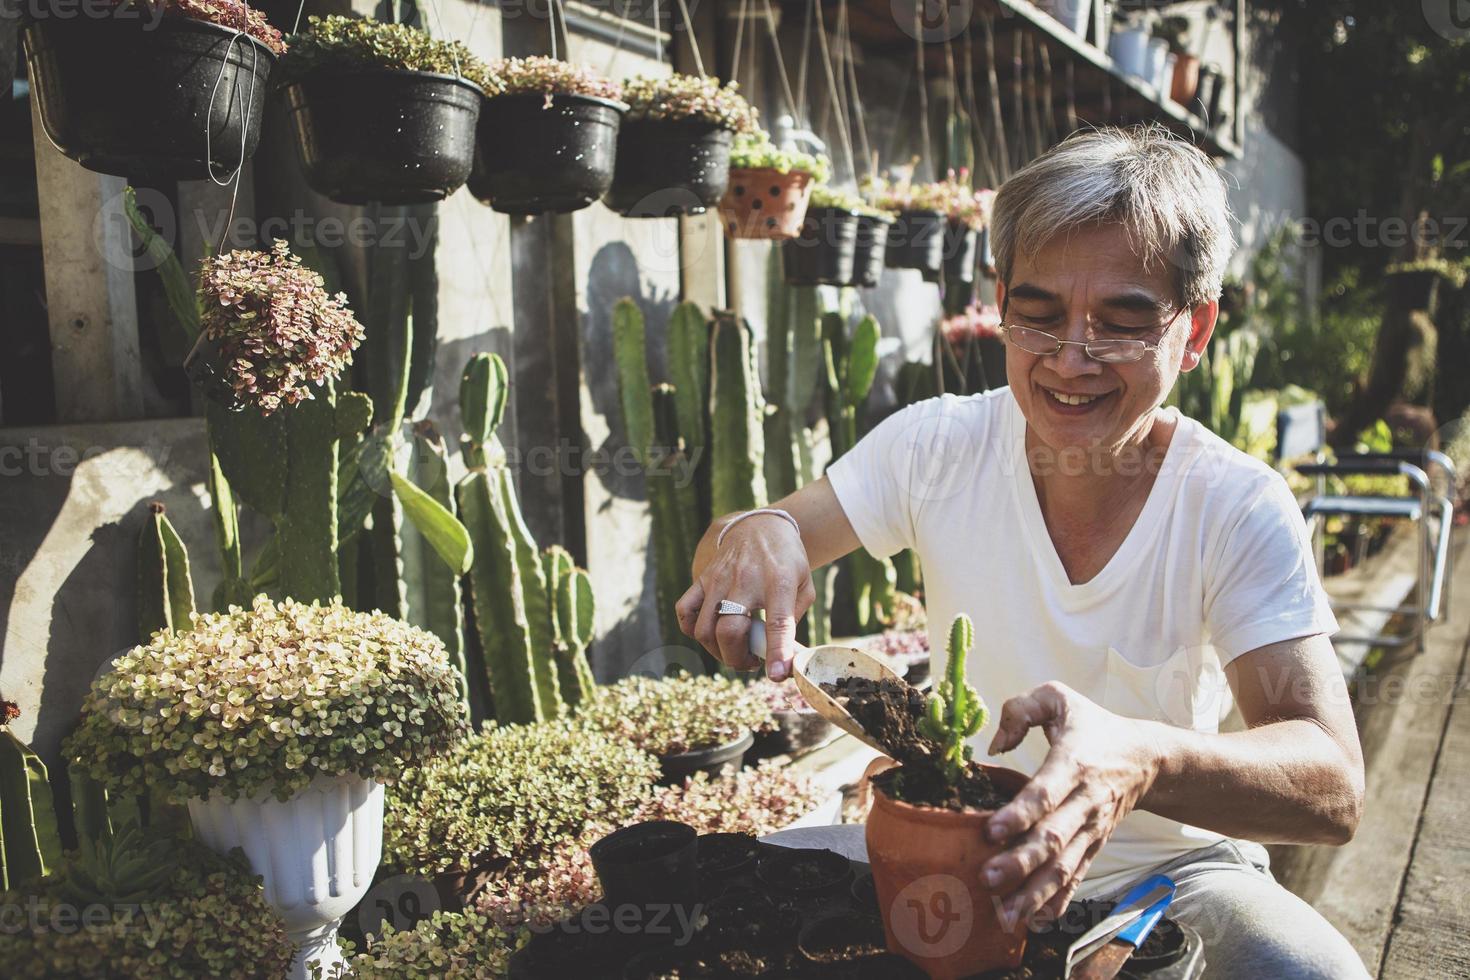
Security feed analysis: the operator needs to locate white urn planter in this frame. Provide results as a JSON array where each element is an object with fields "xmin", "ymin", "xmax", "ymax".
[{"xmin": 189, "ymin": 773, "xmax": 385, "ymax": 980}]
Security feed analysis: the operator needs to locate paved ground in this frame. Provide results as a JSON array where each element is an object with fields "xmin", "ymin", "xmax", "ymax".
[{"xmin": 1271, "ymin": 528, "xmax": 1470, "ymax": 978}]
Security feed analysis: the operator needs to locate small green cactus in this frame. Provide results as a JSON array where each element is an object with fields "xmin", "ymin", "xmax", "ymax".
[
  {"xmin": 137, "ymin": 503, "xmax": 196, "ymax": 643},
  {"xmin": 917, "ymin": 614, "xmax": 989, "ymax": 784}
]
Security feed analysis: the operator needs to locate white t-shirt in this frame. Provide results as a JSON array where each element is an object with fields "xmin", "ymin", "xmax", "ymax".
[{"xmin": 826, "ymin": 387, "xmax": 1337, "ymax": 897}]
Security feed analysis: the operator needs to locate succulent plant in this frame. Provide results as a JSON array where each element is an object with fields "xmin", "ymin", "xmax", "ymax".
[
  {"xmin": 1386, "ymin": 257, "xmax": 1469, "ymax": 288},
  {"xmin": 103, "ymin": 0, "xmax": 286, "ymax": 55},
  {"xmin": 808, "ymin": 184, "xmax": 868, "ymax": 213},
  {"xmin": 196, "ymin": 240, "xmax": 365, "ymax": 415},
  {"xmin": 869, "ymin": 170, "xmax": 994, "ymax": 229},
  {"xmin": 917, "ymin": 614, "xmax": 989, "ymax": 784},
  {"xmin": 482, "ymin": 55, "xmax": 622, "ymax": 102},
  {"xmin": 634, "ymin": 760, "xmax": 823, "ymax": 835},
  {"xmin": 344, "ymin": 909, "xmax": 519, "ymax": 979},
  {"xmin": 475, "ymin": 835, "xmax": 604, "ymax": 932},
  {"xmin": 64, "ymin": 596, "xmax": 470, "ymax": 805},
  {"xmin": 576, "ymin": 674, "xmax": 776, "ymax": 758},
  {"xmin": 381, "ymin": 720, "xmax": 660, "ymax": 876},
  {"xmin": 280, "ymin": 15, "xmax": 493, "ymax": 92},
  {"xmin": 729, "ymin": 130, "xmax": 831, "ymax": 183},
  {"xmin": 0, "ymin": 830, "xmax": 293, "ymax": 979},
  {"xmin": 622, "ymin": 73, "xmax": 758, "ymax": 133}
]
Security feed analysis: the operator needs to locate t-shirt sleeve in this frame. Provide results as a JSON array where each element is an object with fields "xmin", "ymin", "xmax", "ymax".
[
  {"xmin": 825, "ymin": 399, "xmax": 943, "ymax": 560},
  {"xmin": 1204, "ymin": 472, "xmax": 1339, "ymax": 664}
]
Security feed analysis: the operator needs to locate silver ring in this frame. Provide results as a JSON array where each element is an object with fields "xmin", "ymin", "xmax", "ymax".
[{"xmin": 717, "ymin": 599, "xmax": 751, "ymax": 617}]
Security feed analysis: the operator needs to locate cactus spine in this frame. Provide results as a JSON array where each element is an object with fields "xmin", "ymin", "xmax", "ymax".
[
  {"xmin": 917, "ymin": 614, "xmax": 989, "ymax": 783},
  {"xmin": 1, "ymin": 704, "xmax": 63, "ymax": 890},
  {"xmin": 137, "ymin": 503, "xmax": 196, "ymax": 643}
]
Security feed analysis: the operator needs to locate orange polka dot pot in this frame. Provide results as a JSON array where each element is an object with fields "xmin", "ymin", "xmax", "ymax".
[{"xmin": 718, "ymin": 166, "xmax": 814, "ymax": 240}]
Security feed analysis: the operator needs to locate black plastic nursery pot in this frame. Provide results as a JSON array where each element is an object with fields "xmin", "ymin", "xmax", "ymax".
[
  {"xmin": 884, "ymin": 208, "xmax": 946, "ymax": 276},
  {"xmin": 756, "ymin": 847, "xmax": 854, "ymax": 898},
  {"xmin": 1387, "ymin": 269, "xmax": 1441, "ymax": 310},
  {"xmin": 589, "ymin": 820, "xmax": 699, "ymax": 913},
  {"xmin": 469, "ymin": 92, "xmax": 627, "ymax": 215},
  {"xmin": 850, "ymin": 213, "xmax": 893, "ymax": 288},
  {"xmin": 605, "ymin": 117, "xmax": 733, "ymax": 217},
  {"xmin": 943, "ymin": 222, "xmax": 981, "ymax": 284},
  {"xmin": 942, "ymin": 275, "xmax": 976, "ymax": 318},
  {"xmin": 751, "ymin": 708, "xmax": 836, "ymax": 759},
  {"xmin": 782, "ymin": 207, "xmax": 860, "ymax": 286},
  {"xmin": 658, "ymin": 729, "xmax": 753, "ymax": 785},
  {"xmin": 283, "ymin": 67, "xmax": 483, "ymax": 205},
  {"xmin": 797, "ymin": 911, "xmax": 887, "ymax": 965},
  {"xmin": 24, "ymin": 16, "xmax": 275, "ymax": 181},
  {"xmin": 696, "ymin": 832, "xmax": 761, "ymax": 881}
]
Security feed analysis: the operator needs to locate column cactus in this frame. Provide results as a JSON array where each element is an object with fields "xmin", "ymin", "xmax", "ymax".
[
  {"xmin": 402, "ymin": 422, "xmax": 469, "ymax": 706},
  {"xmin": 544, "ymin": 545, "xmax": 598, "ymax": 706},
  {"xmin": 917, "ymin": 614, "xmax": 989, "ymax": 783},
  {"xmin": 1, "ymin": 701, "xmax": 63, "ymax": 890},
  {"xmin": 710, "ymin": 313, "xmax": 768, "ymax": 515},
  {"xmin": 137, "ymin": 503, "xmax": 195, "ymax": 643}
]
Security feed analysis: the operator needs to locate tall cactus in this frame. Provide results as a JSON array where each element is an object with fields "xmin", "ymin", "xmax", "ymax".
[
  {"xmin": 544, "ymin": 546, "xmax": 598, "ymax": 706},
  {"xmin": 917, "ymin": 614, "xmax": 989, "ymax": 783},
  {"xmin": 0, "ymin": 702, "xmax": 63, "ymax": 890},
  {"xmin": 710, "ymin": 313, "xmax": 768, "ymax": 515},
  {"xmin": 137, "ymin": 503, "xmax": 195, "ymax": 643},
  {"xmin": 402, "ymin": 422, "xmax": 469, "ymax": 706}
]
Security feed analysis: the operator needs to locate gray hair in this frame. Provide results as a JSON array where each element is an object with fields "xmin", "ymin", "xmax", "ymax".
[{"xmin": 989, "ymin": 125, "xmax": 1234, "ymax": 307}]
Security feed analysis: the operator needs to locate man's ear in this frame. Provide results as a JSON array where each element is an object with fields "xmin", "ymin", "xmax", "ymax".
[{"xmin": 1180, "ymin": 301, "xmax": 1219, "ymax": 372}]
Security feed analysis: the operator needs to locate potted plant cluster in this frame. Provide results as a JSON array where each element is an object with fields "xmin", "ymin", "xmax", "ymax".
[
  {"xmin": 749, "ymin": 676, "xmax": 838, "ymax": 757},
  {"xmin": 381, "ymin": 719, "xmax": 660, "ymax": 903},
  {"xmin": 861, "ymin": 614, "xmax": 1029, "ymax": 978},
  {"xmin": 346, "ymin": 908, "xmax": 517, "ymax": 978},
  {"xmin": 0, "ymin": 825, "xmax": 294, "ymax": 979},
  {"xmin": 65, "ymin": 596, "xmax": 471, "ymax": 980},
  {"xmin": 24, "ymin": 0, "xmax": 283, "ymax": 180},
  {"xmin": 782, "ymin": 184, "xmax": 866, "ymax": 286},
  {"xmin": 189, "ymin": 239, "xmax": 365, "ymax": 413},
  {"xmin": 470, "ymin": 56, "xmax": 627, "ymax": 215},
  {"xmin": 605, "ymin": 73, "xmax": 757, "ymax": 217},
  {"xmin": 278, "ymin": 16, "xmax": 490, "ymax": 204},
  {"xmin": 635, "ymin": 759, "xmax": 826, "ymax": 835},
  {"xmin": 865, "ymin": 628, "xmax": 933, "ymax": 686},
  {"xmin": 718, "ymin": 130, "xmax": 831, "ymax": 239},
  {"xmin": 575, "ymin": 674, "xmax": 776, "ymax": 783}
]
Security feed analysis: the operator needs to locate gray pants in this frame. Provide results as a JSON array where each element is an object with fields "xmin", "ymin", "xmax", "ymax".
[{"xmin": 1098, "ymin": 840, "xmax": 1371, "ymax": 979}]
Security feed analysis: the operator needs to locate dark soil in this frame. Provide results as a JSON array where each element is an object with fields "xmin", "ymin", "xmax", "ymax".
[
  {"xmin": 825, "ymin": 676, "xmax": 1015, "ymax": 812},
  {"xmin": 697, "ymin": 833, "xmax": 759, "ymax": 877},
  {"xmin": 1132, "ymin": 919, "xmax": 1185, "ymax": 964},
  {"xmin": 757, "ymin": 848, "xmax": 853, "ymax": 895},
  {"xmin": 798, "ymin": 913, "xmax": 887, "ymax": 964}
]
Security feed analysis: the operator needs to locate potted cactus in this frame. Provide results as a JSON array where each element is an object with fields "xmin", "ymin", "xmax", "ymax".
[
  {"xmin": 718, "ymin": 130, "xmax": 830, "ymax": 239},
  {"xmin": 865, "ymin": 615, "xmax": 1028, "ymax": 979},
  {"xmin": 23, "ymin": 0, "xmax": 282, "ymax": 180},
  {"xmin": 576, "ymin": 674, "xmax": 776, "ymax": 783},
  {"xmin": 64, "ymin": 596, "xmax": 470, "ymax": 980},
  {"xmin": 278, "ymin": 16, "xmax": 489, "ymax": 204},
  {"xmin": 782, "ymin": 184, "xmax": 865, "ymax": 286},
  {"xmin": 605, "ymin": 73, "xmax": 756, "ymax": 217},
  {"xmin": 469, "ymin": 56, "xmax": 627, "ymax": 215},
  {"xmin": 186, "ymin": 239, "xmax": 365, "ymax": 413},
  {"xmin": 0, "ymin": 825, "xmax": 295, "ymax": 979}
]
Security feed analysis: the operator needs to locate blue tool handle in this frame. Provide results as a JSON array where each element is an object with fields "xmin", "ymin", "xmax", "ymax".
[{"xmin": 1115, "ymin": 875, "xmax": 1175, "ymax": 947}]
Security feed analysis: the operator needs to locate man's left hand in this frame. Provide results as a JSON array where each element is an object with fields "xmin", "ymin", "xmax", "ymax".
[{"xmin": 981, "ymin": 682, "xmax": 1163, "ymax": 930}]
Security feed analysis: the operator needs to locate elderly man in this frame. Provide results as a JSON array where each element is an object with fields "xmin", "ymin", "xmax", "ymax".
[{"xmin": 676, "ymin": 126, "xmax": 1368, "ymax": 977}]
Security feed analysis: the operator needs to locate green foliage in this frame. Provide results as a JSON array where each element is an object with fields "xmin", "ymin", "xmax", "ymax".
[
  {"xmin": 730, "ymin": 131, "xmax": 832, "ymax": 183},
  {"xmin": 124, "ymin": 0, "xmax": 285, "ymax": 55},
  {"xmin": 576, "ymin": 675, "xmax": 776, "ymax": 758},
  {"xmin": 1386, "ymin": 257, "xmax": 1469, "ymax": 289},
  {"xmin": 281, "ymin": 16, "xmax": 493, "ymax": 92},
  {"xmin": 137, "ymin": 503, "xmax": 196, "ymax": 644},
  {"xmin": 622, "ymin": 73, "xmax": 758, "ymax": 133},
  {"xmin": 382, "ymin": 720, "xmax": 660, "ymax": 876},
  {"xmin": 808, "ymin": 185, "xmax": 868, "ymax": 212},
  {"xmin": 0, "ymin": 829, "xmax": 293, "ymax": 979},
  {"xmin": 916, "ymin": 614, "xmax": 989, "ymax": 784},
  {"xmin": 634, "ymin": 760, "xmax": 823, "ymax": 836},
  {"xmin": 0, "ymin": 704, "xmax": 63, "ymax": 891},
  {"xmin": 482, "ymin": 56, "xmax": 621, "ymax": 101},
  {"xmin": 345, "ymin": 908, "xmax": 518, "ymax": 979},
  {"xmin": 65, "ymin": 597, "xmax": 470, "ymax": 805},
  {"xmin": 710, "ymin": 315, "xmax": 768, "ymax": 516}
]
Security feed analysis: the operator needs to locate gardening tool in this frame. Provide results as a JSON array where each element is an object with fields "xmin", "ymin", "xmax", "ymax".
[
  {"xmin": 746, "ymin": 617, "xmax": 902, "ymax": 756},
  {"xmin": 1063, "ymin": 875, "xmax": 1176, "ymax": 979}
]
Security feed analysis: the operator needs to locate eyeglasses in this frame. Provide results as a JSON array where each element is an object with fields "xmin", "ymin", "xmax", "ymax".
[{"xmin": 999, "ymin": 306, "xmax": 1189, "ymax": 364}]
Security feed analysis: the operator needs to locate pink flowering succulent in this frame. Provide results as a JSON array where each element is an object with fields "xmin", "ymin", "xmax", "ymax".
[
  {"xmin": 634, "ymin": 760, "xmax": 824, "ymax": 836},
  {"xmin": 870, "ymin": 169, "xmax": 995, "ymax": 229},
  {"xmin": 484, "ymin": 56, "xmax": 623, "ymax": 103},
  {"xmin": 622, "ymin": 73, "xmax": 758, "ymax": 133},
  {"xmin": 196, "ymin": 240, "xmax": 365, "ymax": 415},
  {"xmin": 105, "ymin": 0, "xmax": 286, "ymax": 55}
]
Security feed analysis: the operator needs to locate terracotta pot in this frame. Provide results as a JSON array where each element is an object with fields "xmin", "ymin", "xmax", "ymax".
[
  {"xmin": 1171, "ymin": 53, "xmax": 1201, "ymax": 105},
  {"xmin": 718, "ymin": 166, "xmax": 814, "ymax": 239},
  {"xmin": 865, "ymin": 764, "xmax": 1030, "ymax": 979}
]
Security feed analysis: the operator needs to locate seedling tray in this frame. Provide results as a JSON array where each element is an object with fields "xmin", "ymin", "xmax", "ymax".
[{"xmin": 508, "ymin": 837, "xmax": 1204, "ymax": 979}]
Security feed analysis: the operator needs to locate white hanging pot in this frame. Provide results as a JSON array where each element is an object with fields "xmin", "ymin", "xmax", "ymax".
[
  {"xmin": 189, "ymin": 773, "xmax": 385, "ymax": 980},
  {"xmin": 1037, "ymin": 0, "xmax": 1089, "ymax": 37},
  {"xmin": 1146, "ymin": 38, "xmax": 1171, "ymax": 92},
  {"xmin": 1108, "ymin": 26, "xmax": 1153, "ymax": 80}
]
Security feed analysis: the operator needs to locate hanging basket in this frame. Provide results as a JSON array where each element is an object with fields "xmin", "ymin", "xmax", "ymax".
[
  {"xmin": 469, "ymin": 92, "xmax": 627, "ymax": 215},
  {"xmin": 850, "ymin": 213, "xmax": 893, "ymax": 288},
  {"xmin": 782, "ymin": 206, "xmax": 860, "ymax": 286},
  {"xmin": 885, "ymin": 209, "xmax": 946, "ymax": 278},
  {"xmin": 604, "ymin": 117, "xmax": 733, "ymax": 218},
  {"xmin": 23, "ymin": 16, "xmax": 275, "ymax": 181},
  {"xmin": 942, "ymin": 222, "xmax": 981, "ymax": 284},
  {"xmin": 717, "ymin": 167, "xmax": 814, "ymax": 239},
  {"xmin": 283, "ymin": 67, "xmax": 483, "ymax": 205}
]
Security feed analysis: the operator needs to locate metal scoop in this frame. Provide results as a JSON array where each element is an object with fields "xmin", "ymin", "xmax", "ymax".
[{"xmin": 747, "ymin": 618, "xmax": 902, "ymax": 756}]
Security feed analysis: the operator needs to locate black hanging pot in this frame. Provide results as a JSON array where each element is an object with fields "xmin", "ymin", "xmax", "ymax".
[
  {"xmin": 942, "ymin": 222, "xmax": 981, "ymax": 284},
  {"xmin": 850, "ymin": 213, "xmax": 893, "ymax": 288},
  {"xmin": 942, "ymin": 276, "xmax": 976, "ymax": 317},
  {"xmin": 604, "ymin": 117, "xmax": 733, "ymax": 218},
  {"xmin": 884, "ymin": 208, "xmax": 946, "ymax": 277},
  {"xmin": 1387, "ymin": 269, "xmax": 1441, "ymax": 310},
  {"xmin": 23, "ymin": 15, "xmax": 275, "ymax": 181},
  {"xmin": 283, "ymin": 67, "xmax": 483, "ymax": 205},
  {"xmin": 782, "ymin": 206, "xmax": 860, "ymax": 286},
  {"xmin": 469, "ymin": 92, "xmax": 627, "ymax": 215}
]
